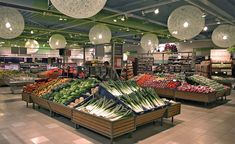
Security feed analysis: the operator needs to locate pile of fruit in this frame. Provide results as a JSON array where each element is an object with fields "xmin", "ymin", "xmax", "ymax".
[
  {"xmin": 43, "ymin": 78, "xmax": 99, "ymax": 105},
  {"xmin": 188, "ymin": 75, "xmax": 225, "ymax": 92},
  {"xmin": 177, "ymin": 82, "xmax": 214, "ymax": 94},
  {"xmin": 23, "ymin": 81, "xmax": 48, "ymax": 93},
  {"xmin": 32, "ymin": 78, "xmax": 71, "ymax": 97},
  {"xmin": 136, "ymin": 73, "xmax": 180, "ymax": 89},
  {"xmin": 38, "ymin": 68, "xmax": 62, "ymax": 78},
  {"xmin": 136, "ymin": 74, "xmax": 153, "ymax": 85}
]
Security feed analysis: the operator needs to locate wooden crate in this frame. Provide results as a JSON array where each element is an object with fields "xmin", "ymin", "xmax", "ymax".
[
  {"xmin": 155, "ymin": 88, "xmax": 175, "ymax": 98},
  {"xmin": 31, "ymin": 95, "xmax": 50, "ymax": 110},
  {"xmin": 135, "ymin": 108, "xmax": 166, "ymax": 127},
  {"xmin": 165, "ymin": 103, "xmax": 181, "ymax": 118},
  {"xmin": 72, "ymin": 110, "xmax": 135, "ymax": 140},
  {"xmin": 48, "ymin": 101, "xmax": 73, "ymax": 118},
  {"xmin": 175, "ymin": 91, "xmax": 216, "ymax": 103}
]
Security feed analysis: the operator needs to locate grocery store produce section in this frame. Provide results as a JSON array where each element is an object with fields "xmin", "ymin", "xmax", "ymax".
[
  {"xmin": 22, "ymin": 77, "xmax": 181, "ymax": 141},
  {"xmin": 20, "ymin": 72, "xmax": 231, "ymax": 142},
  {"xmin": 135, "ymin": 74, "xmax": 231, "ymax": 104}
]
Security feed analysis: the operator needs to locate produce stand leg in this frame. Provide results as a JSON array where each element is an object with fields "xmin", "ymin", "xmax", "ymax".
[
  {"xmin": 49, "ymin": 110, "xmax": 52, "ymax": 117},
  {"xmin": 75, "ymin": 124, "xmax": 80, "ymax": 129},
  {"xmin": 26, "ymin": 102, "xmax": 28, "ymax": 108},
  {"xmin": 171, "ymin": 117, "xmax": 174, "ymax": 124},
  {"xmin": 110, "ymin": 137, "xmax": 113, "ymax": 144},
  {"xmin": 128, "ymin": 132, "xmax": 133, "ymax": 138}
]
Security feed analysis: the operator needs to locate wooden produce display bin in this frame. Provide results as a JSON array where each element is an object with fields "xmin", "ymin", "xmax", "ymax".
[
  {"xmin": 48, "ymin": 101, "xmax": 73, "ymax": 119},
  {"xmin": 155, "ymin": 88, "xmax": 175, "ymax": 98},
  {"xmin": 72, "ymin": 110, "xmax": 135, "ymax": 142},
  {"xmin": 175, "ymin": 91, "xmax": 216, "ymax": 104},
  {"xmin": 135, "ymin": 108, "xmax": 166, "ymax": 127},
  {"xmin": 22, "ymin": 92, "xmax": 33, "ymax": 107},
  {"xmin": 165, "ymin": 103, "xmax": 181, "ymax": 118},
  {"xmin": 31, "ymin": 95, "xmax": 50, "ymax": 110},
  {"xmin": 165, "ymin": 103, "xmax": 181, "ymax": 123}
]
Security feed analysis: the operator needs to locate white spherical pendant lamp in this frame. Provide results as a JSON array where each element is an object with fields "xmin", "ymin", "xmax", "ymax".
[
  {"xmin": 89, "ymin": 24, "xmax": 112, "ymax": 45},
  {"xmin": 50, "ymin": 0, "xmax": 107, "ymax": 19},
  {"xmin": 212, "ymin": 24, "xmax": 235, "ymax": 48},
  {"xmin": 49, "ymin": 34, "xmax": 67, "ymax": 49},
  {"xmin": 168, "ymin": 5, "xmax": 205, "ymax": 40},
  {"xmin": 140, "ymin": 34, "xmax": 159, "ymax": 51},
  {"xmin": 0, "ymin": 7, "xmax": 25, "ymax": 39},
  {"xmin": 25, "ymin": 39, "xmax": 39, "ymax": 54}
]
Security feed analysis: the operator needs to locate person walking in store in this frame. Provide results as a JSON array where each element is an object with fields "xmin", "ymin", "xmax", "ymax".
[{"xmin": 102, "ymin": 61, "xmax": 118, "ymax": 81}]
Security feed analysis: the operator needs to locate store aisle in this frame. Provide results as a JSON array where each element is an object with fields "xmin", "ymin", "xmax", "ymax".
[{"xmin": 0, "ymin": 87, "xmax": 235, "ymax": 144}]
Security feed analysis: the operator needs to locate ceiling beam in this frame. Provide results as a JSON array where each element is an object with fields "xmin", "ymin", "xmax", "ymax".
[
  {"xmin": 184, "ymin": 0, "xmax": 234, "ymax": 25},
  {"xmin": 104, "ymin": 7, "xmax": 166, "ymax": 27},
  {"xmin": 199, "ymin": 0, "xmax": 235, "ymax": 21}
]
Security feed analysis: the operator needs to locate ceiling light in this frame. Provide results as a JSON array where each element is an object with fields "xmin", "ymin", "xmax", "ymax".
[
  {"xmin": 5, "ymin": 22, "xmax": 11, "ymax": 28},
  {"xmin": 59, "ymin": 17, "xmax": 63, "ymax": 21},
  {"xmin": 113, "ymin": 19, "xmax": 117, "ymax": 22},
  {"xmin": 154, "ymin": 8, "xmax": 159, "ymax": 14},
  {"xmin": 121, "ymin": 16, "xmax": 125, "ymax": 21},
  {"xmin": 172, "ymin": 31, "xmax": 178, "ymax": 35},
  {"xmin": 183, "ymin": 22, "xmax": 189, "ymax": 28},
  {"xmin": 30, "ymin": 30, "xmax": 34, "ymax": 34},
  {"xmin": 63, "ymin": 18, "xmax": 67, "ymax": 21},
  {"xmin": 190, "ymin": 40, "xmax": 193, "ymax": 43},
  {"xmin": 98, "ymin": 34, "xmax": 103, "ymax": 39},
  {"xmin": 222, "ymin": 35, "xmax": 228, "ymax": 40},
  {"xmin": 217, "ymin": 21, "xmax": 221, "ymax": 25},
  {"xmin": 9, "ymin": 28, "xmax": 13, "ymax": 31},
  {"xmin": 202, "ymin": 13, "xmax": 206, "ymax": 17},
  {"xmin": 126, "ymin": 28, "xmax": 130, "ymax": 32},
  {"xmin": 203, "ymin": 26, "xmax": 208, "ymax": 31}
]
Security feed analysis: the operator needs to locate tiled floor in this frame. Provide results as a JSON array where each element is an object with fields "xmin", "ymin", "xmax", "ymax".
[{"xmin": 0, "ymin": 87, "xmax": 235, "ymax": 144}]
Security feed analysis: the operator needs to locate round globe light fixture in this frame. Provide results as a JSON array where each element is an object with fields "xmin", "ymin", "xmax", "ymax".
[
  {"xmin": 25, "ymin": 39, "xmax": 39, "ymax": 54},
  {"xmin": 212, "ymin": 24, "xmax": 235, "ymax": 48},
  {"xmin": 168, "ymin": 5, "xmax": 205, "ymax": 40},
  {"xmin": 0, "ymin": 7, "xmax": 25, "ymax": 39},
  {"xmin": 50, "ymin": 0, "xmax": 107, "ymax": 19},
  {"xmin": 89, "ymin": 24, "xmax": 112, "ymax": 45},
  {"xmin": 140, "ymin": 34, "xmax": 159, "ymax": 52},
  {"xmin": 49, "ymin": 34, "xmax": 67, "ymax": 49}
]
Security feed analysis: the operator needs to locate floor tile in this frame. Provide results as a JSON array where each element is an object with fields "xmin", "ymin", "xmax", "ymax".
[
  {"xmin": 73, "ymin": 138, "xmax": 93, "ymax": 144},
  {"xmin": 11, "ymin": 122, "xmax": 26, "ymax": 127},
  {"xmin": 45, "ymin": 123, "xmax": 60, "ymax": 129},
  {"xmin": 30, "ymin": 136, "xmax": 49, "ymax": 144}
]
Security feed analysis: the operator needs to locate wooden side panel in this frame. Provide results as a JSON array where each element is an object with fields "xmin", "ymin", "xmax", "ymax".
[
  {"xmin": 165, "ymin": 103, "xmax": 181, "ymax": 118},
  {"xmin": 31, "ymin": 96, "xmax": 50, "ymax": 109},
  {"xmin": 135, "ymin": 108, "xmax": 166, "ymax": 126},
  {"xmin": 49, "ymin": 101, "xmax": 72, "ymax": 118}
]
